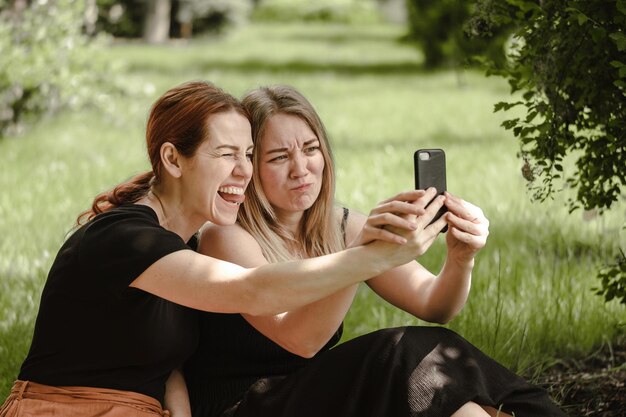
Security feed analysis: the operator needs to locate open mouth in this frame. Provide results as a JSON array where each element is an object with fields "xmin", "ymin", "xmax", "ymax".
[{"xmin": 218, "ymin": 186, "xmax": 245, "ymax": 205}]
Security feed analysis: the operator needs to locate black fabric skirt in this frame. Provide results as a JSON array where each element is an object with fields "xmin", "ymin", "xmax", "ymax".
[{"xmin": 221, "ymin": 326, "xmax": 566, "ymax": 417}]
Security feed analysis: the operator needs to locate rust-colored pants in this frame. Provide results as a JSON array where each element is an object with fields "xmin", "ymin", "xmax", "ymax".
[{"xmin": 0, "ymin": 380, "xmax": 170, "ymax": 417}]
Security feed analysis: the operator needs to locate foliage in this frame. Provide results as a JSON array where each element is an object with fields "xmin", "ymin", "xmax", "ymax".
[
  {"xmin": 95, "ymin": 0, "xmax": 145, "ymax": 37},
  {"xmin": 468, "ymin": 0, "xmax": 626, "ymax": 212},
  {"xmin": 176, "ymin": 0, "xmax": 251, "ymax": 34},
  {"xmin": 405, "ymin": 0, "xmax": 510, "ymax": 69},
  {"xmin": 96, "ymin": 0, "xmax": 252, "ymax": 38},
  {"xmin": 594, "ymin": 249, "xmax": 626, "ymax": 305},
  {"xmin": 0, "ymin": 0, "xmax": 124, "ymax": 137},
  {"xmin": 468, "ymin": 0, "xmax": 626, "ymax": 306}
]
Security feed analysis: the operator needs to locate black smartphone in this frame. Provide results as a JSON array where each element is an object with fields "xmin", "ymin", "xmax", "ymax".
[{"xmin": 414, "ymin": 148, "xmax": 448, "ymax": 232}]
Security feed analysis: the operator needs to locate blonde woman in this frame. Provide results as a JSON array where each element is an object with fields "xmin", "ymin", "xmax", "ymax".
[{"xmin": 183, "ymin": 86, "xmax": 566, "ymax": 417}]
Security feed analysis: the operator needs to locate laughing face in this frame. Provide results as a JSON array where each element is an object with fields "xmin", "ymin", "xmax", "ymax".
[
  {"xmin": 258, "ymin": 113, "xmax": 325, "ymax": 222},
  {"xmin": 183, "ymin": 110, "xmax": 253, "ymax": 226}
]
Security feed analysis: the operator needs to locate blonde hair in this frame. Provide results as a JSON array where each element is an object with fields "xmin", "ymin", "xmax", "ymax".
[{"xmin": 239, "ymin": 85, "xmax": 344, "ymax": 262}]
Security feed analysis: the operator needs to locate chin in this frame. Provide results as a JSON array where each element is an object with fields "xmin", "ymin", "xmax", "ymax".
[{"xmin": 211, "ymin": 216, "xmax": 237, "ymax": 226}]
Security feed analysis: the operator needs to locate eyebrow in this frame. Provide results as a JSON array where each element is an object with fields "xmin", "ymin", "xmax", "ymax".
[
  {"xmin": 265, "ymin": 139, "xmax": 319, "ymax": 154},
  {"xmin": 216, "ymin": 144, "xmax": 254, "ymax": 151}
]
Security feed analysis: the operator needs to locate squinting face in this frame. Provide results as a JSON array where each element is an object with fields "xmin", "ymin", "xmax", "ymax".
[
  {"xmin": 183, "ymin": 110, "xmax": 253, "ymax": 226},
  {"xmin": 258, "ymin": 113, "xmax": 325, "ymax": 221}
]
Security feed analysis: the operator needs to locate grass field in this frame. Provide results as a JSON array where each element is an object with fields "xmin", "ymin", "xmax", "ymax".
[{"xmin": 0, "ymin": 22, "xmax": 624, "ymax": 399}]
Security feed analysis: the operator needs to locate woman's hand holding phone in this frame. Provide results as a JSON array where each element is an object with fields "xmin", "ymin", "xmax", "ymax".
[
  {"xmin": 365, "ymin": 188, "xmax": 448, "ymax": 267},
  {"xmin": 350, "ymin": 189, "xmax": 448, "ymax": 249},
  {"xmin": 442, "ymin": 192, "xmax": 489, "ymax": 265}
]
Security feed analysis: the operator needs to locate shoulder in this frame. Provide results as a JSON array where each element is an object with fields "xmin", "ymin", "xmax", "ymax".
[
  {"xmin": 199, "ymin": 222, "xmax": 255, "ymax": 247},
  {"xmin": 198, "ymin": 222, "xmax": 267, "ymax": 267},
  {"xmin": 86, "ymin": 205, "xmax": 161, "ymax": 235},
  {"xmin": 84, "ymin": 204, "xmax": 184, "ymax": 249},
  {"xmin": 74, "ymin": 205, "xmax": 188, "ymax": 290}
]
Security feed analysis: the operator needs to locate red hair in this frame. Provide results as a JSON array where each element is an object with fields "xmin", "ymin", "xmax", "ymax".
[{"xmin": 76, "ymin": 81, "xmax": 245, "ymax": 225}]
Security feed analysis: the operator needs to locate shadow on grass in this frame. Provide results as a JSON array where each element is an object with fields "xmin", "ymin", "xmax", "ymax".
[
  {"xmin": 126, "ymin": 58, "xmax": 426, "ymax": 76},
  {"xmin": 332, "ymin": 129, "xmax": 501, "ymax": 151},
  {"xmin": 287, "ymin": 31, "xmax": 407, "ymax": 45}
]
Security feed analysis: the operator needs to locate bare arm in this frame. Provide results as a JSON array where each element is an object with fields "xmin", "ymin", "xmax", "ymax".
[
  {"xmin": 129, "ymin": 188, "xmax": 448, "ymax": 317},
  {"xmin": 365, "ymin": 192, "xmax": 489, "ymax": 324},
  {"xmin": 164, "ymin": 369, "xmax": 191, "ymax": 417},
  {"xmin": 199, "ymin": 222, "xmax": 356, "ymax": 358},
  {"xmin": 131, "ymin": 188, "xmax": 445, "ymax": 315}
]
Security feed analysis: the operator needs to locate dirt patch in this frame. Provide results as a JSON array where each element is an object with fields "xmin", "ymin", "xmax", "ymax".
[{"xmin": 535, "ymin": 340, "xmax": 626, "ymax": 416}]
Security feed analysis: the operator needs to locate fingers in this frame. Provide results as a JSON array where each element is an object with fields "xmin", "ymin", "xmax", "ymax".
[
  {"xmin": 415, "ymin": 193, "xmax": 446, "ymax": 229},
  {"xmin": 443, "ymin": 193, "xmax": 489, "ymax": 253},
  {"xmin": 373, "ymin": 188, "xmax": 437, "ymax": 223},
  {"xmin": 370, "ymin": 200, "xmax": 425, "ymax": 218},
  {"xmin": 366, "ymin": 212, "xmax": 418, "ymax": 232},
  {"xmin": 365, "ymin": 188, "xmax": 443, "ymax": 251},
  {"xmin": 378, "ymin": 189, "xmax": 427, "ymax": 205},
  {"xmin": 444, "ymin": 192, "xmax": 489, "ymax": 226},
  {"xmin": 445, "ymin": 212, "xmax": 489, "ymax": 248},
  {"xmin": 361, "ymin": 223, "xmax": 410, "ymax": 245}
]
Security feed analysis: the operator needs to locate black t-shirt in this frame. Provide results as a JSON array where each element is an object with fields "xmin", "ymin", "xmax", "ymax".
[{"xmin": 18, "ymin": 205, "xmax": 199, "ymax": 405}]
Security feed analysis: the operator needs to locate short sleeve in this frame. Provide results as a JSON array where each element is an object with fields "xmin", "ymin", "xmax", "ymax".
[{"xmin": 77, "ymin": 205, "xmax": 189, "ymax": 294}]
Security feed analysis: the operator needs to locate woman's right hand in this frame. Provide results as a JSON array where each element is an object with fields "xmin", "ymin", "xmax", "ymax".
[
  {"xmin": 348, "ymin": 190, "xmax": 427, "ymax": 247},
  {"xmin": 369, "ymin": 187, "xmax": 447, "ymax": 268}
]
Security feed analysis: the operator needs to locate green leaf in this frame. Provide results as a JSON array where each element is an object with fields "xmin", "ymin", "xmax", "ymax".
[
  {"xmin": 523, "ymin": 90, "xmax": 535, "ymax": 101},
  {"xmin": 591, "ymin": 27, "xmax": 607, "ymax": 43},
  {"xmin": 610, "ymin": 61, "xmax": 625, "ymax": 68},
  {"xmin": 502, "ymin": 118, "xmax": 520, "ymax": 130},
  {"xmin": 494, "ymin": 102, "xmax": 508, "ymax": 112},
  {"xmin": 610, "ymin": 32, "xmax": 626, "ymax": 51},
  {"xmin": 617, "ymin": 1, "xmax": 626, "ymax": 15}
]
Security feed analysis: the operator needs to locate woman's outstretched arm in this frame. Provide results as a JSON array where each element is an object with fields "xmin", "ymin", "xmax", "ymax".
[{"xmin": 129, "ymin": 189, "xmax": 448, "ymax": 318}]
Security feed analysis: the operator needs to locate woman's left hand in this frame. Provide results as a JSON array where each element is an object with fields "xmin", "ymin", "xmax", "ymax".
[{"xmin": 443, "ymin": 192, "xmax": 489, "ymax": 265}]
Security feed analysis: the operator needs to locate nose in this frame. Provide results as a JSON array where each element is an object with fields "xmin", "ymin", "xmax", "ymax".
[
  {"xmin": 233, "ymin": 155, "xmax": 252, "ymax": 180},
  {"xmin": 290, "ymin": 153, "xmax": 308, "ymax": 178}
]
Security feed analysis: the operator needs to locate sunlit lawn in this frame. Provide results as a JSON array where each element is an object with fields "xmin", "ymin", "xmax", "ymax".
[{"xmin": 1, "ymin": 22, "xmax": 624, "ymax": 399}]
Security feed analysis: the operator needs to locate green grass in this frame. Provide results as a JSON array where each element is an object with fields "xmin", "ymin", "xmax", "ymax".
[{"xmin": 1, "ymin": 22, "xmax": 624, "ymax": 399}]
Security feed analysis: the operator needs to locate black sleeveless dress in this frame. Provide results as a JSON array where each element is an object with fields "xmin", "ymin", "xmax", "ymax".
[
  {"xmin": 184, "ymin": 210, "xmax": 566, "ymax": 417},
  {"xmin": 184, "ymin": 320, "xmax": 565, "ymax": 417}
]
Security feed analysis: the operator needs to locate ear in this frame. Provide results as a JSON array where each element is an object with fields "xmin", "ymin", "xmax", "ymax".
[{"xmin": 160, "ymin": 142, "xmax": 183, "ymax": 179}]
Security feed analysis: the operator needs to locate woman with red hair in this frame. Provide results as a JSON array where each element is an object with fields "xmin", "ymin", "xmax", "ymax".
[{"xmin": 0, "ymin": 81, "xmax": 441, "ymax": 417}]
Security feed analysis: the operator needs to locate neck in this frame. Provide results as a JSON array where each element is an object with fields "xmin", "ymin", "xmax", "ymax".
[
  {"xmin": 275, "ymin": 210, "xmax": 305, "ymax": 238},
  {"xmin": 143, "ymin": 189, "xmax": 199, "ymax": 242}
]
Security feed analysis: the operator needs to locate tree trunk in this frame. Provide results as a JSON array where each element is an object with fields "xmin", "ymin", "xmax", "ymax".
[
  {"xmin": 143, "ymin": 0, "xmax": 171, "ymax": 44},
  {"xmin": 84, "ymin": 0, "xmax": 97, "ymax": 36},
  {"xmin": 180, "ymin": 21, "xmax": 193, "ymax": 39}
]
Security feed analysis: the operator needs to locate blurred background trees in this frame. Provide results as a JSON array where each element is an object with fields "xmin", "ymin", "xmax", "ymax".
[
  {"xmin": 1, "ymin": 0, "xmax": 623, "ymax": 304},
  {"xmin": 0, "ymin": 0, "xmax": 125, "ymax": 136},
  {"xmin": 404, "ymin": 0, "xmax": 510, "ymax": 69}
]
